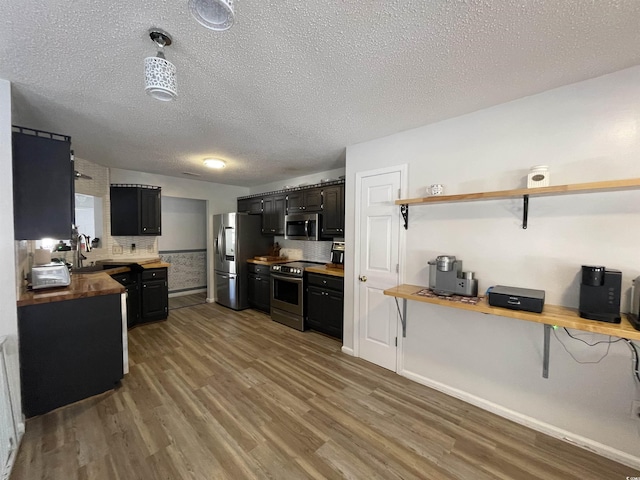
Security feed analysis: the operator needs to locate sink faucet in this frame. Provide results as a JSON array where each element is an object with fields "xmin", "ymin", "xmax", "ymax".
[{"xmin": 75, "ymin": 233, "xmax": 91, "ymax": 269}]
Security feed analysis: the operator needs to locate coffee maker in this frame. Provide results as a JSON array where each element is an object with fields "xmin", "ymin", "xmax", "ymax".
[
  {"xmin": 330, "ymin": 241, "xmax": 345, "ymax": 266},
  {"xmin": 428, "ymin": 255, "xmax": 478, "ymax": 297},
  {"xmin": 578, "ymin": 265, "xmax": 621, "ymax": 323}
]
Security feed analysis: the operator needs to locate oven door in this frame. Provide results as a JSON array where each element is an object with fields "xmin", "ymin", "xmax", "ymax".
[{"xmin": 270, "ymin": 273, "xmax": 304, "ymax": 315}]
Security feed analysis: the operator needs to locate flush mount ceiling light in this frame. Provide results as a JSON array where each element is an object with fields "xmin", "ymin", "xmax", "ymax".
[
  {"xmin": 189, "ymin": 0, "xmax": 235, "ymax": 31},
  {"xmin": 144, "ymin": 29, "xmax": 177, "ymax": 101},
  {"xmin": 203, "ymin": 158, "xmax": 226, "ymax": 169}
]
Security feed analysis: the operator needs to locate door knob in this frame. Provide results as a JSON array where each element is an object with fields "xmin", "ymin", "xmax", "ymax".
[{"xmin": 359, "ymin": 275, "xmax": 367, "ymax": 282}]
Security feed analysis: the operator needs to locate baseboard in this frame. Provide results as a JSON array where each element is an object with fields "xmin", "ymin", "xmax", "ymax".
[
  {"xmin": 341, "ymin": 346, "xmax": 354, "ymax": 356},
  {"xmin": 168, "ymin": 288, "xmax": 206, "ymax": 298},
  {"xmin": 401, "ymin": 369, "xmax": 640, "ymax": 471}
]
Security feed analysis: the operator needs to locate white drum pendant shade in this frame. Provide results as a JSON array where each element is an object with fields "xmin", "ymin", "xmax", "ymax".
[
  {"xmin": 189, "ymin": 0, "xmax": 235, "ymax": 31},
  {"xmin": 144, "ymin": 56, "xmax": 177, "ymax": 101}
]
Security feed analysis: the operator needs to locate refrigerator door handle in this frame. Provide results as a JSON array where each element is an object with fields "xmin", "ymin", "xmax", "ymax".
[{"xmin": 218, "ymin": 224, "xmax": 225, "ymax": 264}]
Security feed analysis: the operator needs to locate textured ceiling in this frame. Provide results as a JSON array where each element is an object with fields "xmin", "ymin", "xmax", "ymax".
[{"xmin": 1, "ymin": 1, "xmax": 639, "ymax": 186}]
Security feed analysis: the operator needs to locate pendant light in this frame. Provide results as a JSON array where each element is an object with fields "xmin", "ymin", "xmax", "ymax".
[
  {"xmin": 144, "ymin": 29, "xmax": 177, "ymax": 101},
  {"xmin": 189, "ymin": 0, "xmax": 235, "ymax": 31}
]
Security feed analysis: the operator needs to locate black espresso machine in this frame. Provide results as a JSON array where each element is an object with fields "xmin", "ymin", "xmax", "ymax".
[{"xmin": 579, "ymin": 265, "xmax": 621, "ymax": 323}]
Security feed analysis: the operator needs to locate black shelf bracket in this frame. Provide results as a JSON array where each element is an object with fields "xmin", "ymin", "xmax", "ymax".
[
  {"xmin": 400, "ymin": 204, "xmax": 409, "ymax": 230},
  {"xmin": 522, "ymin": 194, "xmax": 529, "ymax": 229}
]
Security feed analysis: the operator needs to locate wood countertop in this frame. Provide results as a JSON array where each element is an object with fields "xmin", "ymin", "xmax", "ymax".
[
  {"xmin": 98, "ymin": 257, "xmax": 162, "ymax": 266},
  {"xmin": 141, "ymin": 262, "xmax": 170, "ymax": 269},
  {"xmin": 17, "ymin": 260, "xmax": 171, "ymax": 307},
  {"xmin": 306, "ymin": 265, "xmax": 345, "ymax": 278},
  {"xmin": 18, "ymin": 272, "xmax": 125, "ymax": 307},
  {"xmin": 247, "ymin": 258, "xmax": 289, "ymax": 265}
]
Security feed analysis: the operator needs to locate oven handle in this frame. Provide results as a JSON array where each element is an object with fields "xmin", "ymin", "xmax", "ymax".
[{"xmin": 271, "ymin": 273, "xmax": 304, "ymax": 284}]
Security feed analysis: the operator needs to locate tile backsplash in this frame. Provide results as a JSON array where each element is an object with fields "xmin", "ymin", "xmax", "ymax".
[{"xmin": 276, "ymin": 237, "xmax": 332, "ymax": 263}]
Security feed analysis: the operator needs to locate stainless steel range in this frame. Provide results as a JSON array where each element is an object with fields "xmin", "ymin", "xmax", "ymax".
[{"xmin": 270, "ymin": 261, "xmax": 321, "ymax": 331}]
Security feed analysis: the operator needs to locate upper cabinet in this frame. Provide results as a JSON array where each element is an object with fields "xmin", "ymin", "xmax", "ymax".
[
  {"xmin": 322, "ymin": 184, "xmax": 345, "ymax": 236},
  {"xmin": 262, "ymin": 193, "xmax": 286, "ymax": 235},
  {"xmin": 238, "ymin": 197, "xmax": 263, "ymax": 215},
  {"xmin": 236, "ymin": 179, "xmax": 345, "ymax": 238},
  {"xmin": 110, "ymin": 184, "xmax": 162, "ymax": 236},
  {"xmin": 12, "ymin": 127, "xmax": 74, "ymax": 240},
  {"xmin": 287, "ymin": 187, "xmax": 323, "ymax": 213}
]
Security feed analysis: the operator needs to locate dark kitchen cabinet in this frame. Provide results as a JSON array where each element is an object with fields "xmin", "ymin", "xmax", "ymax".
[
  {"xmin": 110, "ymin": 184, "xmax": 161, "ymax": 236},
  {"xmin": 110, "ymin": 271, "xmax": 141, "ymax": 328},
  {"xmin": 248, "ymin": 263, "xmax": 271, "ymax": 313},
  {"xmin": 238, "ymin": 197, "xmax": 263, "ymax": 215},
  {"xmin": 262, "ymin": 193, "xmax": 286, "ymax": 235},
  {"xmin": 287, "ymin": 187, "xmax": 323, "ymax": 213},
  {"xmin": 141, "ymin": 268, "xmax": 168, "ymax": 322},
  {"xmin": 18, "ymin": 294, "xmax": 123, "ymax": 417},
  {"xmin": 12, "ymin": 127, "xmax": 74, "ymax": 240},
  {"xmin": 322, "ymin": 184, "xmax": 345, "ymax": 236},
  {"xmin": 306, "ymin": 272, "xmax": 343, "ymax": 340}
]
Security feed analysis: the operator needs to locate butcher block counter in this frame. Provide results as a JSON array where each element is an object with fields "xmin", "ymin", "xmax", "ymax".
[
  {"xmin": 17, "ymin": 258, "xmax": 170, "ymax": 307},
  {"xmin": 247, "ymin": 257, "xmax": 289, "ymax": 266},
  {"xmin": 18, "ymin": 272, "xmax": 124, "ymax": 307},
  {"xmin": 305, "ymin": 265, "xmax": 345, "ymax": 278}
]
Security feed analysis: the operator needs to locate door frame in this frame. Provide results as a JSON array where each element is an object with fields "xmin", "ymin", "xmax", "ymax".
[{"xmin": 353, "ymin": 163, "xmax": 408, "ymax": 373}]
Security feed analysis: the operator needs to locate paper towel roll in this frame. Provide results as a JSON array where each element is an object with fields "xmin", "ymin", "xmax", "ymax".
[{"xmin": 34, "ymin": 248, "xmax": 51, "ymax": 265}]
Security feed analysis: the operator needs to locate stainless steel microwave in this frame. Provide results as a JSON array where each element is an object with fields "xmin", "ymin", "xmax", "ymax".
[{"xmin": 284, "ymin": 213, "xmax": 321, "ymax": 241}]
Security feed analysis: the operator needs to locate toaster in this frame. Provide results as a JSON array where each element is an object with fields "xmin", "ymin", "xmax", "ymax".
[{"xmin": 31, "ymin": 263, "xmax": 71, "ymax": 290}]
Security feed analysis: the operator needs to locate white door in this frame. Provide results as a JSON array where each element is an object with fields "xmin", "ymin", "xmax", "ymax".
[{"xmin": 357, "ymin": 169, "xmax": 402, "ymax": 371}]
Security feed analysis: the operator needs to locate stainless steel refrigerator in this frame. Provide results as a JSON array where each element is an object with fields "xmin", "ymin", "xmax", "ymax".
[{"xmin": 213, "ymin": 212, "xmax": 271, "ymax": 310}]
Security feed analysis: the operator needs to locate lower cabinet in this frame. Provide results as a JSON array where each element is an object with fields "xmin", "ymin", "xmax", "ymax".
[
  {"xmin": 18, "ymin": 294, "xmax": 124, "ymax": 417},
  {"xmin": 110, "ymin": 267, "xmax": 168, "ymax": 327},
  {"xmin": 248, "ymin": 263, "xmax": 271, "ymax": 313},
  {"xmin": 306, "ymin": 273, "xmax": 344, "ymax": 339},
  {"xmin": 141, "ymin": 268, "xmax": 169, "ymax": 322}
]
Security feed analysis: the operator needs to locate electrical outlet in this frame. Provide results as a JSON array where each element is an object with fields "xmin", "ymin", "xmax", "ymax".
[
  {"xmin": 147, "ymin": 245, "xmax": 154, "ymax": 253},
  {"xmin": 112, "ymin": 245, "xmax": 123, "ymax": 255},
  {"xmin": 631, "ymin": 400, "xmax": 640, "ymax": 420}
]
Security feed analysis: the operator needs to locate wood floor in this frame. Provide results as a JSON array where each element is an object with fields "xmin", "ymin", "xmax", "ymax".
[
  {"xmin": 11, "ymin": 302, "xmax": 638, "ymax": 480},
  {"xmin": 168, "ymin": 292, "xmax": 207, "ymax": 310}
]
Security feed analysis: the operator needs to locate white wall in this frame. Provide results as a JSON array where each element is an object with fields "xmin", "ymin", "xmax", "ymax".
[
  {"xmin": 158, "ymin": 197, "xmax": 207, "ymax": 251},
  {"xmin": 1, "ymin": 79, "xmax": 23, "ymax": 443},
  {"xmin": 110, "ymin": 169, "xmax": 249, "ymax": 301},
  {"xmin": 345, "ymin": 65, "xmax": 640, "ymax": 466}
]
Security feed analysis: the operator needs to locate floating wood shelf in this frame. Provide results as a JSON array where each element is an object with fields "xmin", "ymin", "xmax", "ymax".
[
  {"xmin": 396, "ymin": 178, "xmax": 640, "ymax": 229},
  {"xmin": 383, "ymin": 284, "xmax": 640, "ymax": 341},
  {"xmin": 384, "ymin": 284, "xmax": 640, "ymax": 378}
]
